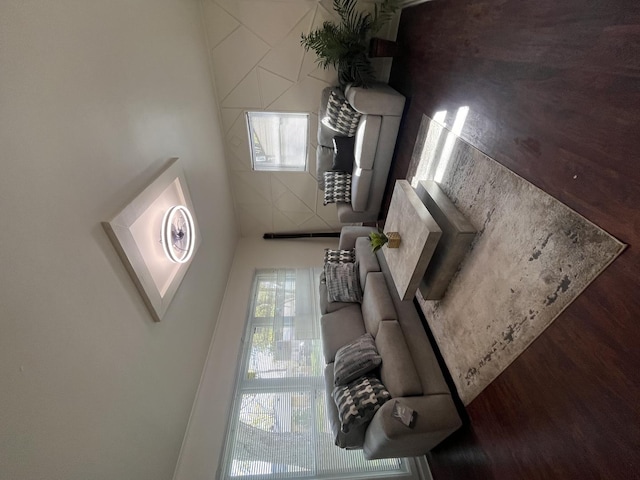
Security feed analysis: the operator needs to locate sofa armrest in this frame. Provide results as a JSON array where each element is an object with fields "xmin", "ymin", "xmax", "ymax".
[
  {"xmin": 363, "ymin": 394, "xmax": 462, "ymax": 459},
  {"xmin": 338, "ymin": 226, "xmax": 376, "ymax": 250},
  {"xmin": 345, "ymin": 83, "xmax": 405, "ymax": 116}
]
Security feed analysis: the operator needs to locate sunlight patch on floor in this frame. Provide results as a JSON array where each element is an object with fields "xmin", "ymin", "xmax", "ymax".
[{"xmin": 411, "ymin": 106, "xmax": 469, "ymax": 187}]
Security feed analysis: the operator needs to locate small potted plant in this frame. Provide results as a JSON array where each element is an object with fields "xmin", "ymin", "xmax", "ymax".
[{"xmin": 369, "ymin": 229, "xmax": 401, "ymax": 252}]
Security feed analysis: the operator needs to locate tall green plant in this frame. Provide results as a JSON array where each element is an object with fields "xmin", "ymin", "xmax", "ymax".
[{"xmin": 300, "ymin": 0, "xmax": 399, "ymax": 87}]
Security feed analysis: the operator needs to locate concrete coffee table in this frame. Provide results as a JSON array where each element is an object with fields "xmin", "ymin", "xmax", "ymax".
[
  {"xmin": 383, "ymin": 180, "xmax": 442, "ymax": 300},
  {"xmin": 415, "ymin": 180, "xmax": 477, "ymax": 300}
]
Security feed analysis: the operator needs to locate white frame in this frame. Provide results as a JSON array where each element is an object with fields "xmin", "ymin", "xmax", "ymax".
[
  {"xmin": 219, "ymin": 269, "xmax": 418, "ymax": 480},
  {"xmin": 245, "ymin": 111, "xmax": 309, "ymax": 172},
  {"xmin": 102, "ymin": 158, "xmax": 201, "ymax": 322}
]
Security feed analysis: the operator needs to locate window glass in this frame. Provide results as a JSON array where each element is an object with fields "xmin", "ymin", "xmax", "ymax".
[
  {"xmin": 220, "ymin": 269, "xmax": 413, "ymax": 480},
  {"xmin": 246, "ymin": 112, "xmax": 308, "ymax": 171}
]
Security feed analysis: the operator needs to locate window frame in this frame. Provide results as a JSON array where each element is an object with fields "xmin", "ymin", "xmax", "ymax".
[
  {"xmin": 245, "ymin": 111, "xmax": 310, "ymax": 172},
  {"xmin": 218, "ymin": 269, "xmax": 417, "ymax": 480}
]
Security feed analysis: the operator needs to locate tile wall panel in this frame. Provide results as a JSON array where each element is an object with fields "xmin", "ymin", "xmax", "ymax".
[{"xmin": 202, "ymin": 0, "xmax": 396, "ymax": 236}]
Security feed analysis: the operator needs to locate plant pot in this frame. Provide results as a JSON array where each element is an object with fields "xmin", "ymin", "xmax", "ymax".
[
  {"xmin": 386, "ymin": 231, "xmax": 401, "ymax": 248},
  {"xmin": 369, "ymin": 37, "xmax": 399, "ymax": 58}
]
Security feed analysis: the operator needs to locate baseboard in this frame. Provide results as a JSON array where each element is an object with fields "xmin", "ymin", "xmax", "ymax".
[{"xmin": 415, "ymin": 455, "xmax": 434, "ymax": 480}]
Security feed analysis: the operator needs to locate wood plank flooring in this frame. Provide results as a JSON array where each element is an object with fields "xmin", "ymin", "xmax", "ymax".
[{"xmin": 386, "ymin": 0, "xmax": 640, "ymax": 478}]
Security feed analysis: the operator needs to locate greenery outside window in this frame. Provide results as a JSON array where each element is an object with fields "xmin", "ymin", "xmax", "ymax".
[
  {"xmin": 219, "ymin": 269, "xmax": 415, "ymax": 480},
  {"xmin": 246, "ymin": 112, "xmax": 308, "ymax": 172}
]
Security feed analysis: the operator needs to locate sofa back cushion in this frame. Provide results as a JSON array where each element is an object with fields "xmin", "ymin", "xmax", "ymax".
[
  {"xmin": 316, "ymin": 145, "xmax": 334, "ymax": 190},
  {"xmin": 376, "ymin": 321, "xmax": 423, "ymax": 397},
  {"xmin": 320, "ymin": 304, "xmax": 366, "ymax": 363},
  {"xmin": 361, "ymin": 272, "xmax": 396, "ymax": 337},
  {"xmin": 317, "ymin": 87, "xmax": 340, "ymax": 148},
  {"xmin": 355, "ymin": 237, "xmax": 380, "ymax": 288},
  {"xmin": 351, "ymin": 167, "xmax": 373, "ymax": 212}
]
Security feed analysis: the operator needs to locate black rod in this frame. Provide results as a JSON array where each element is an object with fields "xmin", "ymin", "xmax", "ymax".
[{"xmin": 263, "ymin": 232, "xmax": 341, "ymax": 239}]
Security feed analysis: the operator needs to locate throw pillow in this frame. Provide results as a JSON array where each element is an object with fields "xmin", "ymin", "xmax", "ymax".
[
  {"xmin": 324, "ymin": 262, "xmax": 362, "ymax": 303},
  {"xmin": 334, "ymin": 333, "xmax": 382, "ymax": 386},
  {"xmin": 323, "ymin": 171, "xmax": 352, "ymax": 205},
  {"xmin": 332, "ymin": 375, "xmax": 391, "ymax": 433},
  {"xmin": 322, "ymin": 90, "xmax": 361, "ymax": 137},
  {"xmin": 332, "ymin": 136, "xmax": 356, "ymax": 172},
  {"xmin": 324, "ymin": 248, "xmax": 356, "ymax": 264}
]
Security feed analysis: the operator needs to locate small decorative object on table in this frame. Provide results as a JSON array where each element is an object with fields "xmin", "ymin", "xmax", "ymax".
[
  {"xmin": 386, "ymin": 231, "xmax": 401, "ymax": 248},
  {"xmin": 369, "ymin": 229, "xmax": 401, "ymax": 252},
  {"xmin": 369, "ymin": 230, "xmax": 388, "ymax": 252}
]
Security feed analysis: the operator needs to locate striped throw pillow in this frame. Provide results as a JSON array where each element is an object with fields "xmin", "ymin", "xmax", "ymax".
[
  {"xmin": 334, "ymin": 333, "xmax": 382, "ymax": 386},
  {"xmin": 324, "ymin": 262, "xmax": 362, "ymax": 303}
]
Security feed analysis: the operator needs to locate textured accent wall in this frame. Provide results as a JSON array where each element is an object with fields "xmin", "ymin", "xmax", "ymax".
[{"xmin": 202, "ymin": 0, "xmax": 396, "ymax": 236}]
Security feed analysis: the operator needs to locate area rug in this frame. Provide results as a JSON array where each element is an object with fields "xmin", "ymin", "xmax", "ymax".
[{"xmin": 409, "ymin": 115, "xmax": 626, "ymax": 405}]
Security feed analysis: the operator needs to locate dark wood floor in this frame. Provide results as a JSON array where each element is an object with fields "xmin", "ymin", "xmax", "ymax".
[{"xmin": 386, "ymin": 0, "xmax": 640, "ymax": 478}]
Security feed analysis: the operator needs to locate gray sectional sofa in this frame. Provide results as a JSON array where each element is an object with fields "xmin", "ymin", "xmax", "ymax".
[
  {"xmin": 319, "ymin": 226, "xmax": 462, "ymax": 459},
  {"xmin": 317, "ymin": 83, "xmax": 405, "ymax": 224}
]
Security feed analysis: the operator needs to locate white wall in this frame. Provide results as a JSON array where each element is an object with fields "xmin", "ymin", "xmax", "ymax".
[
  {"xmin": 174, "ymin": 237, "xmax": 338, "ymax": 480},
  {"xmin": 201, "ymin": 0, "xmax": 398, "ymax": 236},
  {"xmin": 0, "ymin": 1, "xmax": 237, "ymax": 479}
]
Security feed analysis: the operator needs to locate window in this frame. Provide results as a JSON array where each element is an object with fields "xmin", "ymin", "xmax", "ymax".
[
  {"xmin": 220, "ymin": 269, "xmax": 414, "ymax": 480},
  {"xmin": 246, "ymin": 112, "xmax": 308, "ymax": 171}
]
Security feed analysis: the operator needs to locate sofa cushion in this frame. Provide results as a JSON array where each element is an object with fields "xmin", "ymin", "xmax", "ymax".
[
  {"xmin": 376, "ymin": 321, "xmax": 423, "ymax": 397},
  {"xmin": 354, "ymin": 115, "xmax": 381, "ymax": 170},
  {"xmin": 332, "ymin": 375, "xmax": 391, "ymax": 433},
  {"xmin": 316, "ymin": 145, "xmax": 334, "ymax": 190},
  {"xmin": 319, "ymin": 274, "xmax": 352, "ymax": 314},
  {"xmin": 338, "ymin": 226, "xmax": 377, "ymax": 250},
  {"xmin": 322, "ymin": 90, "xmax": 361, "ymax": 137},
  {"xmin": 361, "ymin": 272, "xmax": 396, "ymax": 337},
  {"xmin": 318, "ymin": 117, "xmax": 337, "ymax": 148},
  {"xmin": 321, "ymin": 304, "xmax": 366, "ymax": 362},
  {"xmin": 334, "ymin": 333, "xmax": 382, "ymax": 386},
  {"xmin": 324, "ymin": 262, "xmax": 362, "ymax": 303},
  {"xmin": 345, "ymin": 82, "xmax": 406, "ymax": 116},
  {"xmin": 320, "ymin": 86, "xmax": 333, "ymax": 114},
  {"xmin": 323, "ymin": 171, "xmax": 352, "ymax": 205},
  {"xmin": 332, "ymin": 135, "xmax": 355, "ymax": 172},
  {"xmin": 324, "ymin": 364, "xmax": 367, "ymax": 448},
  {"xmin": 317, "ymin": 87, "xmax": 340, "ymax": 147},
  {"xmin": 318, "ymin": 268, "xmax": 353, "ymax": 315},
  {"xmin": 351, "ymin": 166, "xmax": 373, "ymax": 212},
  {"xmin": 355, "ymin": 237, "xmax": 381, "ymax": 289},
  {"xmin": 324, "ymin": 248, "xmax": 355, "ymax": 264}
]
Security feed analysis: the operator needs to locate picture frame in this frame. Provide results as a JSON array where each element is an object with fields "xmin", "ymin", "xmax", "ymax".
[{"xmin": 102, "ymin": 158, "xmax": 201, "ymax": 322}]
